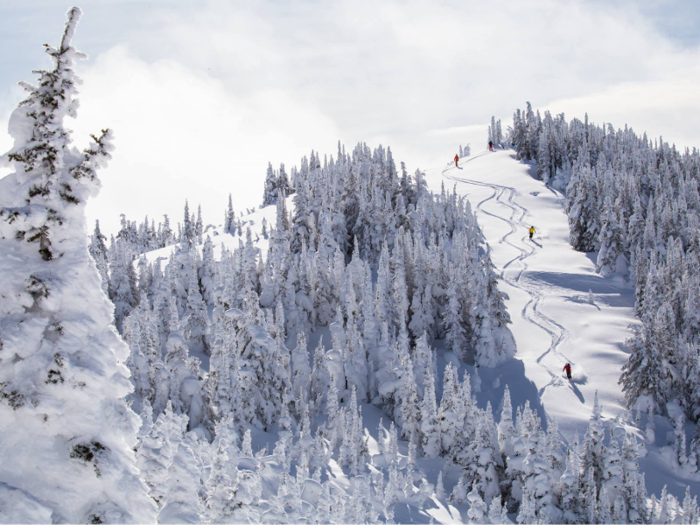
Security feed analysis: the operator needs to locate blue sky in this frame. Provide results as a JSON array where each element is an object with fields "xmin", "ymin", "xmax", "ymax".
[
  {"xmin": 1, "ymin": 0, "xmax": 699, "ymax": 234},
  {"xmin": 613, "ymin": 0, "xmax": 700, "ymax": 47}
]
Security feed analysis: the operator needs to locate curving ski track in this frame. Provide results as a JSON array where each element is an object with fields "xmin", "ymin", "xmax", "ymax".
[{"xmin": 442, "ymin": 157, "xmax": 574, "ymax": 401}]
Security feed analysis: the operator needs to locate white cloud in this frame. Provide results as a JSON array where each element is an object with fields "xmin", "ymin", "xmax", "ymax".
[
  {"xmin": 428, "ymin": 125, "xmax": 487, "ymax": 137},
  {"xmin": 138, "ymin": 0, "xmax": 700, "ymax": 137},
  {"xmin": 70, "ymin": 46, "xmax": 341, "ymax": 234}
]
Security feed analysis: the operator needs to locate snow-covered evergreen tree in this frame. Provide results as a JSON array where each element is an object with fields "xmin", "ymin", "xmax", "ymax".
[
  {"xmin": 581, "ymin": 391, "xmax": 606, "ymax": 487},
  {"xmin": 89, "ymin": 220, "xmax": 110, "ymax": 295},
  {"xmin": 0, "ymin": 8, "xmax": 156, "ymax": 522},
  {"xmin": 262, "ymin": 162, "xmax": 278, "ymax": 206},
  {"xmin": 597, "ymin": 194, "xmax": 629, "ymax": 277},
  {"xmin": 565, "ymin": 154, "xmax": 599, "ymax": 252},
  {"xmin": 420, "ymin": 368, "xmax": 441, "ymax": 458},
  {"xmin": 158, "ymin": 424, "xmax": 204, "ymax": 523}
]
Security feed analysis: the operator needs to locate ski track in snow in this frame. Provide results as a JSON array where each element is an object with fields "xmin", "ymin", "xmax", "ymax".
[
  {"xmin": 442, "ymin": 161, "xmax": 572, "ymax": 404},
  {"xmin": 436, "ymin": 150, "xmax": 700, "ymax": 503}
]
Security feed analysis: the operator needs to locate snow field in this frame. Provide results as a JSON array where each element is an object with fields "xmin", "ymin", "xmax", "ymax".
[
  {"xmin": 428, "ymin": 148, "xmax": 700, "ymax": 506},
  {"xmin": 427, "ymin": 148, "xmax": 638, "ymax": 442}
]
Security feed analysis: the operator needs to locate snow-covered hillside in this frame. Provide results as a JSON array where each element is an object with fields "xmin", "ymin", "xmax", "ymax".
[
  {"xmin": 429, "ymin": 149, "xmax": 635, "ymax": 441},
  {"xmin": 428, "ymin": 147, "xmax": 699, "ymax": 504},
  {"xmin": 113, "ymin": 146, "xmax": 699, "ymax": 523}
]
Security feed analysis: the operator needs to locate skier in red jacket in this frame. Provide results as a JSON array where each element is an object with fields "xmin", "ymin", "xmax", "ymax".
[
  {"xmin": 563, "ymin": 363, "xmax": 572, "ymax": 380},
  {"xmin": 454, "ymin": 154, "xmax": 459, "ymax": 168}
]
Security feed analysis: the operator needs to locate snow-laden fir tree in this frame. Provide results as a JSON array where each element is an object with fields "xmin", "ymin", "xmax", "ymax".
[
  {"xmin": 89, "ymin": 219, "xmax": 110, "ymax": 294},
  {"xmin": 262, "ymin": 162, "xmax": 278, "ymax": 206},
  {"xmin": 157, "ymin": 415, "xmax": 204, "ymax": 523},
  {"xmin": 565, "ymin": 151, "xmax": 599, "ymax": 252},
  {"xmin": 596, "ymin": 193, "xmax": 628, "ymax": 277},
  {"xmin": 0, "ymin": 8, "xmax": 156, "ymax": 522},
  {"xmin": 420, "ymin": 368, "xmax": 441, "ymax": 458},
  {"xmin": 581, "ymin": 391, "xmax": 606, "ymax": 487}
]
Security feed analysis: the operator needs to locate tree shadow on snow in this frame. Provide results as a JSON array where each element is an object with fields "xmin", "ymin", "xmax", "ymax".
[
  {"xmin": 468, "ymin": 358, "xmax": 549, "ymax": 430},
  {"xmin": 524, "ymin": 270, "xmax": 626, "ymax": 294},
  {"xmin": 583, "ymin": 251, "xmax": 599, "ymax": 268},
  {"xmin": 510, "ymin": 153, "xmax": 538, "ymax": 181},
  {"xmin": 392, "ymin": 502, "xmax": 443, "ymax": 525},
  {"xmin": 589, "ymin": 293, "xmax": 634, "ymax": 308}
]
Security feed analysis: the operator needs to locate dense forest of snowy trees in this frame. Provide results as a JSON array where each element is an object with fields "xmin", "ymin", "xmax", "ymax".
[
  {"xmin": 96, "ymin": 183, "xmax": 698, "ymax": 522},
  {"xmin": 508, "ymin": 103, "xmax": 700, "ymax": 469},
  {"xmin": 1, "ymin": 8, "xmax": 699, "ymax": 523},
  {"xmin": 91, "ymin": 143, "xmax": 695, "ymax": 521},
  {"xmin": 110, "ymin": 139, "xmax": 517, "ymax": 432}
]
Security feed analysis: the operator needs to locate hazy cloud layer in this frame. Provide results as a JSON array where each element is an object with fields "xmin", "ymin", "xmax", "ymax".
[{"xmin": 1, "ymin": 0, "xmax": 699, "ymax": 234}]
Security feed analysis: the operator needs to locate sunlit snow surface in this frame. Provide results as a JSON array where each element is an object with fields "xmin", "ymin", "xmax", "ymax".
[
  {"xmin": 427, "ymin": 148, "xmax": 696, "ymax": 500},
  {"xmin": 428, "ymin": 149, "xmax": 633, "ymax": 437}
]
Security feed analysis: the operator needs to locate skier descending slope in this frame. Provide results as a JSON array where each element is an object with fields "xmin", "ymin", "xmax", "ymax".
[
  {"xmin": 0, "ymin": 8, "xmax": 156, "ymax": 523},
  {"xmin": 563, "ymin": 362, "xmax": 572, "ymax": 380},
  {"xmin": 454, "ymin": 153, "xmax": 459, "ymax": 167},
  {"xmin": 436, "ymin": 142, "xmax": 634, "ymax": 451},
  {"xmin": 529, "ymin": 225, "xmax": 536, "ymax": 240}
]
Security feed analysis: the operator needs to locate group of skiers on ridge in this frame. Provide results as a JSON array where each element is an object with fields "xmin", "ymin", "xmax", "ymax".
[{"xmin": 452, "ymin": 140, "xmax": 495, "ymax": 168}]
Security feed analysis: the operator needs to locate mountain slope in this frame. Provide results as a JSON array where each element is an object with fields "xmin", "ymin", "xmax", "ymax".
[
  {"xmin": 136, "ymin": 146, "xmax": 698, "ymax": 515},
  {"xmin": 427, "ymin": 148, "xmax": 700, "ymax": 502}
]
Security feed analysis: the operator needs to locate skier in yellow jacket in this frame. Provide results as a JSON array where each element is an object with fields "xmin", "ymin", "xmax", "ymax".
[{"xmin": 529, "ymin": 226, "xmax": 536, "ymax": 241}]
